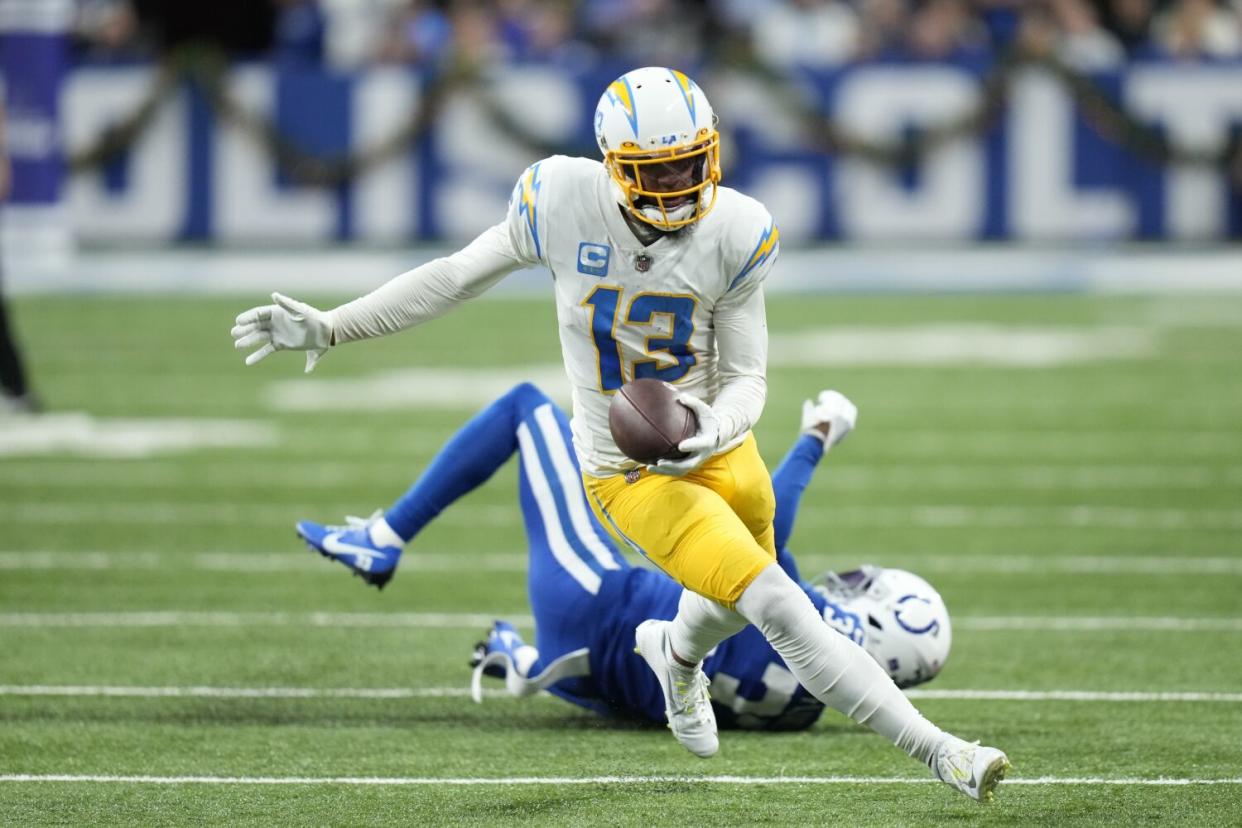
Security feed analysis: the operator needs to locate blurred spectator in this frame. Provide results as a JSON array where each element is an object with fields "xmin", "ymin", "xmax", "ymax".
[
  {"xmin": 710, "ymin": 0, "xmax": 780, "ymax": 33},
  {"xmin": 63, "ymin": 0, "xmax": 1242, "ymax": 75},
  {"xmin": 972, "ymin": 0, "xmax": 1026, "ymax": 47},
  {"xmin": 449, "ymin": 0, "xmax": 508, "ymax": 64},
  {"xmin": 376, "ymin": 1, "xmax": 454, "ymax": 66},
  {"xmin": 273, "ymin": 0, "xmax": 327, "ymax": 65},
  {"xmin": 73, "ymin": 0, "xmax": 143, "ymax": 58},
  {"xmin": 1096, "ymin": 0, "xmax": 1158, "ymax": 55},
  {"xmin": 855, "ymin": 0, "xmax": 910, "ymax": 59},
  {"xmin": 905, "ymin": 0, "xmax": 990, "ymax": 60},
  {"xmin": 579, "ymin": 0, "xmax": 707, "ymax": 65},
  {"xmin": 320, "ymin": 0, "xmax": 408, "ymax": 69},
  {"xmin": 1152, "ymin": 0, "xmax": 1242, "ymax": 58},
  {"xmin": 752, "ymin": 0, "xmax": 861, "ymax": 69},
  {"xmin": 496, "ymin": 0, "xmax": 584, "ymax": 62},
  {"xmin": 1051, "ymin": 0, "xmax": 1125, "ymax": 68}
]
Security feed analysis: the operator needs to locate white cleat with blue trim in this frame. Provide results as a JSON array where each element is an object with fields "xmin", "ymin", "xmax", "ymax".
[{"xmin": 634, "ymin": 619, "xmax": 718, "ymax": 759}]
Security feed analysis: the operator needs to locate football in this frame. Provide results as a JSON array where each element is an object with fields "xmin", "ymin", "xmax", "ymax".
[{"xmin": 608, "ymin": 378, "xmax": 698, "ymax": 465}]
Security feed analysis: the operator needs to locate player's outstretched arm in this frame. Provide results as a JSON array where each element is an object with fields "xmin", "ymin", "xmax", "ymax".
[
  {"xmin": 231, "ymin": 292, "xmax": 334, "ymax": 373},
  {"xmin": 770, "ymin": 390, "xmax": 858, "ymax": 580},
  {"xmin": 230, "ymin": 221, "xmax": 533, "ymax": 371}
]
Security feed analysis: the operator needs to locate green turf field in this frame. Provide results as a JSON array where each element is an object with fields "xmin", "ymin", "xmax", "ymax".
[{"xmin": 2, "ymin": 291, "xmax": 1240, "ymax": 825}]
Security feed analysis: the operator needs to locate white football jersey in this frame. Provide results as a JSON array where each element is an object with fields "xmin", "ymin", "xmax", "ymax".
[{"xmin": 502, "ymin": 155, "xmax": 779, "ymax": 476}]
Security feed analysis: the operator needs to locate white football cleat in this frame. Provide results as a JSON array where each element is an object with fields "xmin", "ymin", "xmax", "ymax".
[
  {"xmin": 634, "ymin": 620, "xmax": 718, "ymax": 759},
  {"xmin": 931, "ymin": 737, "xmax": 1011, "ymax": 802}
]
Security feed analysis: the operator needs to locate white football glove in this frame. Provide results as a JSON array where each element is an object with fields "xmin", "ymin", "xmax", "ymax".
[
  {"xmin": 800, "ymin": 389, "xmax": 858, "ymax": 450},
  {"xmin": 651, "ymin": 393, "xmax": 720, "ymax": 477},
  {"xmin": 231, "ymin": 292, "xmax": 333, "ymax": 373}
]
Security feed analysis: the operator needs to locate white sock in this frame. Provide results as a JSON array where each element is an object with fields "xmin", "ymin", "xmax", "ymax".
[
  {"xmin": 367, "ymin": 517, "xmax": 404, "ymax": 549},
  {"xmin": 668, "ymin": 588, "xmax": 749, "ymax": 665},
  {"xmin": 513, "ymin": 645, "xmax": 539, "ymax": 677},
  {"xmin": 735, "ymin": 564, "xmax": 946, "ymax": 766}
]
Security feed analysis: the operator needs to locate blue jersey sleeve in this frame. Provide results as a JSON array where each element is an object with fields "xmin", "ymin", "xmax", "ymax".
[{"xmin": 770, "ymin": 434, "xmax": 826, "ymax": 582}]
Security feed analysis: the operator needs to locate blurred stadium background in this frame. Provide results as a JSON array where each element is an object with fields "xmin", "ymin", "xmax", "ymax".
[{"xmin": 2, "ymin": 0, "xmax": 1241, "ymax": 824}]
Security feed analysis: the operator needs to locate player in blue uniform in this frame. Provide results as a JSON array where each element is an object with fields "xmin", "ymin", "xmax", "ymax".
[{"xmin": 297, "ymin": 383, "xmax": 952, "ymax": 731}]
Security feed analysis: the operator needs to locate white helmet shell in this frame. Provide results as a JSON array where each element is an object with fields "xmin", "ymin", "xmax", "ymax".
[
  {"xmin": 814, "ymin": 566, "xmax": 952, "ymax": 689},
  {"xmin": 593, "ymin": 67, "xmax": 721, "ymax": 230},
  {"xmin": 594, "ymin": 66, "xmax": 716, "ymax": 155}
]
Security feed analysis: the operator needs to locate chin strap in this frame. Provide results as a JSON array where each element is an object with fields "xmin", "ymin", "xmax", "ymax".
[{"xmin": 470, "ymin": 647, "xmax": 591, "ymax": 704}]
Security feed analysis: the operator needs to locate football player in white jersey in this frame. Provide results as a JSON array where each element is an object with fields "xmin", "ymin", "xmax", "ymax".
[{"xmin": 231, "ymin": 66, "xmax": 1009, "ymax": 802}]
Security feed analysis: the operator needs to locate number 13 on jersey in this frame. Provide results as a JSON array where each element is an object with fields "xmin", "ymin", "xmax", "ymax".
[{"xmin": 584, "ymin": 286, "xmax": 697, "ymax": 391}]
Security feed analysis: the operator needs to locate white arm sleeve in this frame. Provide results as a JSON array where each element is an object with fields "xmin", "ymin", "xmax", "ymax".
[
  {"xmin": 712, "ymin": 274, "xmax": 769, "ymax": 447},
  {"xmin": 329, "ymin": 222, "xmax": 530, "ymax": 344}
]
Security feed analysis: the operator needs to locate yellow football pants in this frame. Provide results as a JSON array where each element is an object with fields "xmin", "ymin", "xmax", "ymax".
[{"xmin": 583, "ymin": 433, "xmax": 777, "ymax": 609}]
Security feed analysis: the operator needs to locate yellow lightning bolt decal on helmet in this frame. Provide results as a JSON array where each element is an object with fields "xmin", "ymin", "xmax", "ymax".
[
  {"xmin": 669, "ymin": 69, "xmax": 696, "ymax": 122},
  {"xmin": 607, "ymin": 78, "xmax": 639, "ymax": 138}
]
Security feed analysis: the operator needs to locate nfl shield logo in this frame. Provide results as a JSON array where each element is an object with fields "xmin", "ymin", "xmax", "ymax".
[{"xmin": 634, "ymin": 253, "xmax": 652, "ymax": 272}]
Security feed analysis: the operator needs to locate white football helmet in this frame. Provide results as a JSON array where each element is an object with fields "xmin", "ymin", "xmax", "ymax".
[
  {"xmin": 594, "ymin": 66, "xmax": 721, "ymax": 230},
  {"xmin": 812, "ymin": 565, "xmax": 952, "ymax": 689}
]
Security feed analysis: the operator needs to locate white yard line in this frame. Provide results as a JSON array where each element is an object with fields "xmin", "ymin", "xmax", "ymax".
[
  {"xmin": 0, "ymin": 611, "xmax": 534, "ymax": 628},
  {"xmin": 903, "ymin": 689, "xmax": 1242, "ymax": 702},
  {"xmin": 0, "ymin": 685, "xmax": 493, "ymax": 699},
  {"xmin": 4, "ymin": 461, "xmax": 1240, "ymax": 492},
  {"xmin": 0, "ymin": 612, "xmax": 1237, "ymax": 632},
  {"xmin": 0, "ymin": 415, "xmax": 279, "ymax": 458},
  {"xmin": 2, "ymin": 685, "xmax": 1239, "ymax": 703},
  {"xmin": 0, "ymin": 551, "xmax": 531, "ymax": 573},
  {"xmin": 4, "ymin": 550, "xmax": 1241, "ymax": 576},
  {"xmin": 954, "ymin": 617, "xmax": 1242, "ymax": 632},
  {"xmin": 5, "ymin": 502, "xmax": 1242, "ymax": 531},
  {"xmin": 0, "ymin": 774, "xmax": 1240, "ymax": 787},
  {"xmin": 768, "ymin": 325, "xmax": 1157, "ymax": 367}
]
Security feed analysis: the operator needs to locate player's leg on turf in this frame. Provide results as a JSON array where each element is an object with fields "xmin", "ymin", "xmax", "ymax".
[
  {"xmin": 667, "ymin": 433, "xmax": 774, "ymax": 668},
  {"xmin": 473, "ymin": 393, "xmax": 626, "ymax": 714},
  {"xmin": 587, "ymin": 441, "xmax": 1008, "ymax": 798},
  {"xmin": 584, "ymin": 435, "xmax": 777, "ymax": 609},
  {"xmin": 603, "ymin": 434, "xmax": 776, "ymax": 674},
  {"xmin": 298, "ymin": 382, "xmax": 566, "ymax": 586},
  {"xmin": 733, "ymin": 563, "xmax": 1009, "ymax": 800},
  {"xmin": 383, "ymin": 382, "xmax": 556, "ymax": 541},
  {"xmin": 585, "ymin": 439, "xmax": 776, "ymax": 757}
]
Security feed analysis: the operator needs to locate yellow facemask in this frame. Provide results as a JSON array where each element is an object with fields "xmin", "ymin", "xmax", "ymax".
[{"xmin": 603, "ymin": 129, "xmax": 722, "ymax": 230}]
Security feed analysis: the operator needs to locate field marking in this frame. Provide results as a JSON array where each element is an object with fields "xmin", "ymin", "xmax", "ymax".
[
  {"xmin": 4, "ymin": 462, "xmax": 1240, "ymax": 492},
  {"xmin": 267, "ymin": 366, "xmax": 572, "ymax": 412},
  {"xmin": 4, "ymin": 550, "xmax": 1242, "ymax": 577},
  {"xmin": 903, "ymin": 689, "xmax": 1242, "ymax": 702},
  {"xmin": 0, "ymin": 414, "xmax": 278, "ymax": 458},
  {"xmin": 1, "ymin": 774, "xmax": 1240, "ymax": 787},
  {"xmin": 0, "ymin": 611, "xmax": 534, "ymax": 628},
  {"xmin": 954, "ymin": 617, "xmax": 1242, "ymax": 632},
  {"xmin": 0, "ymin": 685, "xmax": 495, "ymax": 699},
  {"xmin": 769, "ymin": 325, "xmax": 1156, "ymax": 367},
  {"xmin": 0, "ymin": 612, "xmax": 1238, "ymax": 632},
  {"xmin": 6, "ymin": 502, "xmax": 1242, "ymax": 531},
  {"xmin": 3, "ymin": 685, "xmax": 1240, "ymax": 703},
  {"xmin": 0, "ymin": 551, "xmax": 532, "ymax": 573}
]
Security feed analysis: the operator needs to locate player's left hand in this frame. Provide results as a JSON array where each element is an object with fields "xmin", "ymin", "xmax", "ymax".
[
  {"xmin": 801, "ymin": 389, "xmax": 857, "ymax": 450},
  {"xmin": 651, "ymin": 393, "xmax": 720, "ymax": 476},
  {"xmin": 231, "ymin": 292, "xmax": 333, "ymax": 373}
]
